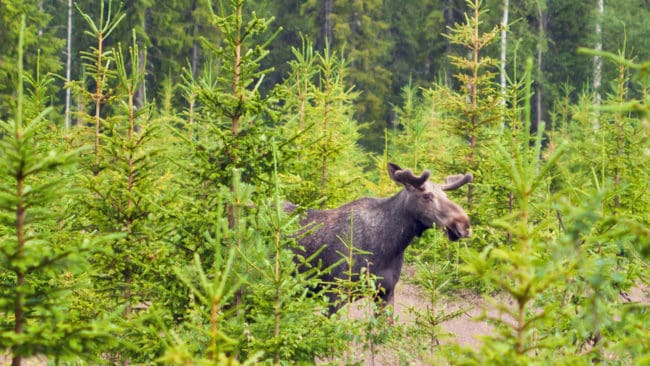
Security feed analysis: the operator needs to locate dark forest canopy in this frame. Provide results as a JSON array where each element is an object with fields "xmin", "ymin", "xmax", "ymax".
[{"xmin": 2, "ymin": 0, "xmax": 650, "ymax": 150}]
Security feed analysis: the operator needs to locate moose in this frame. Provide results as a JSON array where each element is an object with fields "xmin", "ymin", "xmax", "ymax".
[{"xmin": 286, "ymin": 163, "xmax": 473, "ymax": 313}]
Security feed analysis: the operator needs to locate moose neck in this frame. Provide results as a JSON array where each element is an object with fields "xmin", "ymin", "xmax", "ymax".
[{"xmin": 380, "ymin": 189, "xmax": 428, "ymax": 249}]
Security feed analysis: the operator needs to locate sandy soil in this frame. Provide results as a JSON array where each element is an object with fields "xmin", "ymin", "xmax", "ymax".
[
  {"xmin": 344, "ymin": 279, "xmax": 497, "ymax": 365},
  {"xmin": 0, "ymin": 355, "xmax": 47, "ymax": 366}
]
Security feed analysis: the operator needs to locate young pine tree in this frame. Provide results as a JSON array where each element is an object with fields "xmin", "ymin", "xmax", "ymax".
[
  {"xmin": 0, "ymin": 17, "xmax": 117, "ymax": 365},
  {"xmin": 71, "ymin": 0, "xmax": 125, "ymax": 175},
  {"xmin": 440, "ymin": 0, "xmax": 503, "ymax": 210},
  {"xmin": 69, "ymin": 5, "xmax": 175, "ymax": 359},
  {"xmin": 452, "ymin": 60, "xmax": 577, "ymax": 365},
  {"xmin": 82, "ymin": 33, "xmax": 176, "ymax": 362},
  {"xmin": 274, "ymin": 38, "xmax": 367, "ymax": 208},
  {"xmin": 190, "ymin": 0, "xmax": 279, "ymax": 189},
  {"xmin": 161, "ymin": 164, "xmax": 343, "ymax": 364}
]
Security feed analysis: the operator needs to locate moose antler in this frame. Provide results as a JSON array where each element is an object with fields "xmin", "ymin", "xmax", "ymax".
[
  {"xmin": 388, "ymin": 163, "xmax": 431, "ymax": 188},
  {"xmin": 394, "ymin": 168, "xmax": 431, "ymax": 188},
  {"xmin": 440, "ymin": 173, "xmax": 473, "ymax": 191}
]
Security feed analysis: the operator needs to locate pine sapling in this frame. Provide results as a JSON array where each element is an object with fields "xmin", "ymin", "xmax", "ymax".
[
  {"xmin": 75, "ymin": 0, "xmax": 125, "ymax": 175},
  {"xmin": 442, "ymin": 0, "xmax": 502, "ymax": 207},
  {"xmin": 0, "ymin": 16, "xmax": 116, "ymax": 364}
]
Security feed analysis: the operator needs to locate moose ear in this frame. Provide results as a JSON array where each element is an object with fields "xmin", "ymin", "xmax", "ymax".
[{"xmin": 441, "ymin": 173, "xmax": 473, "ymax": 191}]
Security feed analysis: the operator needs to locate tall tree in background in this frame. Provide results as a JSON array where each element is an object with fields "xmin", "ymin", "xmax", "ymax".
[
  {"xmin": 324, "ymin": 0, "xmax": 333, "ymax": 48},
  {"xmin": 500, "ymin": 0, "xmax": 509, "ymax": 109},
  {"xmin": 442, "ymin": 0, "xmax": 469, "ymax": 84},
  {"xmin": 383, "ymin": 0, "xmax": 449, "ymax": 109},
  {"xmin": 65, "ymin": 0, "xmax": 73, "ymax": 129},
  {"xmin": 332, "ymin": 0, "xmax": 392, "ymax": 121},
  {"xmin": 534, "ymin": 0, "xmax": 546, "ymax": 131},
  {"xmin": 0, "ymin": 0, "xmax": 63, "ymax": 117},
  {"xmin": 600, "ymin": 0, "xmax": 650, "ymax": 99},
  {"xmin": 301, "ymin": 0, "xmax": 392, "ymax": 150},
  {"xmin": 593, "ymin": 0, "xmax": 603, "ymax": 106},
  {"xmin": 1, "ymin": 18, "xmax": 116, "ymax": 364},
  {"xmin": 542, "ymin": 0, "xmax": 593, "ymax": 122},
  {"xmin": 275, "ymin": 39, "xmax": 367, "ymax": 208}
]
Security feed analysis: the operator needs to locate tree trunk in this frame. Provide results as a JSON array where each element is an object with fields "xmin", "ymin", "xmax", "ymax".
[
  {"xmin": 37, "ymin": 0, "xmax": 43, "ymax": 36},
  {"xmin": 135, "ymin": 9, "xmax": 147, "ymax": 111},
  {"xmin": 467, "ymin": 0, "xmax": 481, "ymax": 208},
  {"xmin": 12, "ymin": 186, "xmax": 25, "ymax": 366},
  {"xmin": 228, "ymin": 2, "xmax": 244, "ymax": 229},
  {"xmin": 192, "ymin": 42, "xmax": 199, "ymax": 77},
  {"xmin": 187, "ymin": 0, "xmax": 199, "ymax": 136},
  {"xmin": 323, "ymin": 0, "xmax": 332, "ymax": 49},
  {"xmin": 93, "ymin": 29, "xmax": 104, "ymax": 176},
  {"xmin": 500, "ymin": 0, "xmax": 509, "ymax": 110},
  {"xmin": 65, "ymin": 0, "xmax": 73, "ymax": 129},
  {"xmin": 593, "ymin": 0, "xmax": 604, "ymax": 107},
  {"xmin": 443, "ymin": 0, "xmax": 455, "ymax": 85},
  {"xmin": 535, "ymin": 0, "xmax": 545, "ymax": 131}
]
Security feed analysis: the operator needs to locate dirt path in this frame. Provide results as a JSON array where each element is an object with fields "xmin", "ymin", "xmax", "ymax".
[
  {"xmin": 345, "ymin": 279, "xmax": 497, "ymax": 365},
  {"xmin": 392, "ymin": 279, "xmax": 495, "ymax": 348},
  {"xmin": 347, "ymin": 270, "xmax": 650, "ymax": 365}
]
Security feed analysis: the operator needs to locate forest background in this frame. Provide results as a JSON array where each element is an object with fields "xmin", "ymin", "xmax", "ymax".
[{"xmin": 0, "ymin": 0, "xmax": 649, "ymax": 365}]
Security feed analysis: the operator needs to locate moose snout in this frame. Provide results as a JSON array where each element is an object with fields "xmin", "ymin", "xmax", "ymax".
[
  {"xmin": 445, "ymin": 220, "xmax": 470, "ymax": 241},
  {"xmin": 444, "ymin": 210, "xmax": 471, "ymax": 241},
  {"xmin": 438, "ymin": 203, "xmax": 471, "ymax": 241}
]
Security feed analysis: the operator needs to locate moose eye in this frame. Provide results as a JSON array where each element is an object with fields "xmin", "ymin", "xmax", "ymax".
[{"xmin": 423, "ymin": 192, "xmax": 433, "ymax": 201}]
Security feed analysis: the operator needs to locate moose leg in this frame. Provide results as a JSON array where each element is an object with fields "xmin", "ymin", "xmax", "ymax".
[
  {"xmin": 376, "ymin": 279, "xmax": 396, "ymax": 307},
  {"xmin": 326, "ymin": 291, "xmax": 344, "ymax": 315},
  {"xmin": 375, "ymin": 252, "xmax": 405, "ymax": 322},
  {"xmin": 374, "ymin": 283, "xmax": 396, "ymax": 324},
  {"xmin": 383, "ymin": 288, "xmax": 395, "ymax": 309}
]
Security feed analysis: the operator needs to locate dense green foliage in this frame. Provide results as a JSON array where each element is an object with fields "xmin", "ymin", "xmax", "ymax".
[{"xmin": 0, "ymin": 0, "xmax": 648, "ymax": 364}]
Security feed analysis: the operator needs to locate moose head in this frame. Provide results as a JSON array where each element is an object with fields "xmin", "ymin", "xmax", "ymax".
[{"xmin": 387, "ymin": 163, "xmax": 473, "ymax": 241}]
